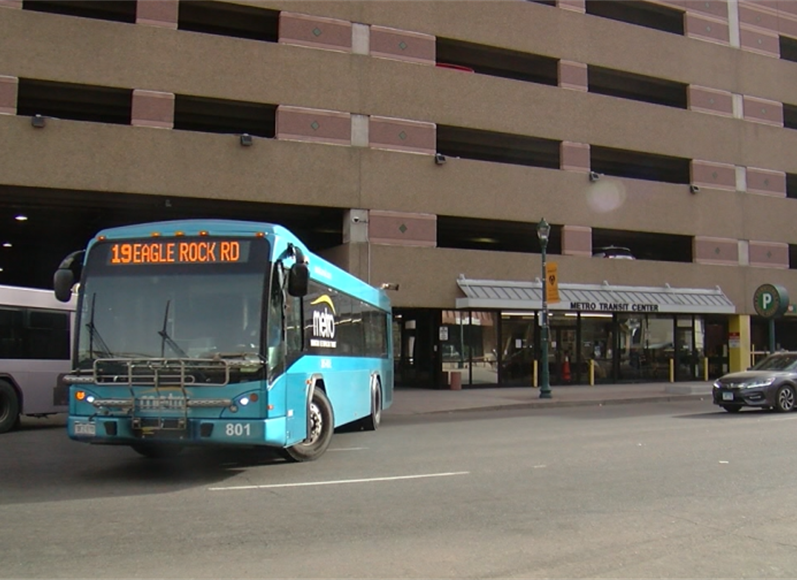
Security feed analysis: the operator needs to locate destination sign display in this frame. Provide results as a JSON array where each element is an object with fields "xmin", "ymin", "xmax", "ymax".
[{"xmin": 107, "ymin": 239, "xmax": 250, "ymax": 266}]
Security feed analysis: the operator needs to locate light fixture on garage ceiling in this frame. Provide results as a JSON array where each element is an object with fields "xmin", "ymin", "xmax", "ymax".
[
  {"xmin": 14, "ymin": 215, "xmax": 28, "ymax": 222},
  {"xmin": 2, "ymin": 243, "xmax": 11, "ymax": 248}
]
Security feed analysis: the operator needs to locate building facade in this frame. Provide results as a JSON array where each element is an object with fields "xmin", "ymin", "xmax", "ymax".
[{"xmin": 3, "ymin": 0, "xmax": 797, "ymax": 388}]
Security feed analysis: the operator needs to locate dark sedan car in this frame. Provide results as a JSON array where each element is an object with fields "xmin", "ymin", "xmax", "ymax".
[{"xmin": 713, "ymin": 351, "xmax": 797, "ymax": 413}]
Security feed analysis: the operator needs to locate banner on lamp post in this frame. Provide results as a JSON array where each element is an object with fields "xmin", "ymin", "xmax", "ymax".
[{"xmin": 545, "ymin": 262, "xmax": 560, "ymax": 303}]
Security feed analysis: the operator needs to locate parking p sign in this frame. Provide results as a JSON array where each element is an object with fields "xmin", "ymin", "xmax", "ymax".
[{"xmin": 753, "ymin": 283, "xmax": 789, "ymax": 318}]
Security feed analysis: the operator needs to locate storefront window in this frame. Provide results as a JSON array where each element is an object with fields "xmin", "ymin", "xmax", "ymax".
[
  {"xmin": 441, "ymin": 311, "xmax": 498, "ymax": 386},
  {"xmin": 550, "ymin": 312, "xmax": 577, "ymax": 385},
  {"xmin": 616, "ymin": 314, "xmax": 675, "ymax": 382},
  {"xmin": 643, "ymin": 316, "xmax": 674, "ymax": 381},
  {"xmin": 467, "ymin": 311, "xmax": 498, "ymax": 385},
  {"xmin": 500, "ymin": 312, "xmax": 536, "ymax": 386},
  {"xmin": 579, "ymin": 313, "xmax": 614, "ymax": 384}
]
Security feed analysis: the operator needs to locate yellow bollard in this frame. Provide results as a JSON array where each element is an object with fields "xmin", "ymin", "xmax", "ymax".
[
  {"xmin": 669, "ymin": 358, "xmax": 675, "ymax": 383},
  {"xmin": 589, "ymin": 359, "xmax": 595, "ymax": 386},
  {"xmin": 703, "ymin": 357, "xmax": 709, "ymax": 381},
  {"xmin": 533, "ymin": 359, "xmax": 538, "ymax": 388}
]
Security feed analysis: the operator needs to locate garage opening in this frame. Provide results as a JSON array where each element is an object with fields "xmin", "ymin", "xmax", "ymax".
[
  {"xmin": 438, "ymin": 216, "xmax": 561, "ymax": 255},
  {"xmin": 178, "ymin": 1, "xmax": 279, "ymax": 43},
  {"xmin": 436, "ymin": 38, "xmax": 558, "ymax": 86},
  {"xmin": 17, "ymin": 79, "xmax": 132, "ymax": 125},
  {"xmin": 22, "ymin": 0, "xmax": 136, "ymax": 24},
  {"xmin": 591, "ymin": 145, "xmax": 690, "ymax": 184},
  {"xmin": 437, "ymin": 126, "xmax": 560, "ymax": 169},
  {"xmin": 589, "ymin": 66, "xmax": 687, "ymax": 109}
]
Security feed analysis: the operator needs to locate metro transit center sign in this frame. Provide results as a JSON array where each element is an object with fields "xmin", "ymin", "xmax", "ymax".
[{"xmin": 753, "ymin": 283, "xmax": 789, "ymax": 319}]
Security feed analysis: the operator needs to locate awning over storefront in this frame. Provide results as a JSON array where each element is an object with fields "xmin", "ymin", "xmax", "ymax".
[{"xmin": 455, "ymin": 278, "xmax": 736, "ymax": 315}]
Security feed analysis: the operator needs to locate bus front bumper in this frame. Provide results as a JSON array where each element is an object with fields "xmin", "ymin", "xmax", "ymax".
[{"xmin": 68, "ymin": 416, "xmax": 288, "ymax": 447}]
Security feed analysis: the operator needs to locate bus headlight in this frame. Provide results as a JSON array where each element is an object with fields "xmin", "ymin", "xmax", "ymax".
[{"xmin": 236, "ymin": 393, "xmax": 258, "ymax": 407}]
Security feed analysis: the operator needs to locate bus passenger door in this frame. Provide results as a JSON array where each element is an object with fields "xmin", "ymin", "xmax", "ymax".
[{"xmin": 283, "ymin": 284, "xmax": 307, "ymax": 446}]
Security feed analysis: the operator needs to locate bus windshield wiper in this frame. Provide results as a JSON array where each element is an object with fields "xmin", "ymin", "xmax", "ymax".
[
  {"xmin": 86, "ymin": 293, "xmax": 113, "ymax": 359},
  {"xmin": 158, "ymin": 300, "xmax": 189, "ymax": 358}
]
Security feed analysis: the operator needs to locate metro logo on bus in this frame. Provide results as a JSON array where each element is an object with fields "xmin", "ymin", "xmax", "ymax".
[
  {"xmin": 310, "ymin": 295, "xmax": 337, "ymax": 348},
  {"xmin": 109, "ymin": 241, "xmax": 243, "ymax": 265}
]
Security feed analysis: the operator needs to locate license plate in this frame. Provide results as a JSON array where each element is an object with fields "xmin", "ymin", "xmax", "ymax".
[
  {"xmin": 73, "ymin": 421, "xmax": 96, "ymax": 436},
  {"xmin": 722, "ymin": 392, "xmax": 734, "ymax": 401}
]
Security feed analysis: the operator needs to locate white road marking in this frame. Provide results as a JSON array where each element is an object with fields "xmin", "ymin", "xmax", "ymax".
[{"xmin": 208, "ymin": 471, "xmax": 470, "ymax": 492}]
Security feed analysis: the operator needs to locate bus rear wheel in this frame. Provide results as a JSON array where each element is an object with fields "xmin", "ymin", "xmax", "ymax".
[
  {"xmin": 0, "ymin": 380, "xmax": 20, "ymax": 434},
  {"xmin": 359, "ymin": 381, "xmax": 382, "ymax": 431},
  {"xmin": 282, "ymin": 388, "xmax": 333, "ymax": 462}
]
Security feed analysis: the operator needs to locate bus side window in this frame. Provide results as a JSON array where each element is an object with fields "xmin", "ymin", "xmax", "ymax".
[{"xmin": 0, "ymin": 308, "xmax": 24, "ymax": 359}]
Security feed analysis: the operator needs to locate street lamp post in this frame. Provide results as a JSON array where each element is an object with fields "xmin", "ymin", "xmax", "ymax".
[{"xmin": 537, "ymin": 218, "xmax": 552, "ymax": 399}]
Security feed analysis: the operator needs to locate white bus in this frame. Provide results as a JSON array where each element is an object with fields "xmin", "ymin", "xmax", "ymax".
[{"xmin": 0, "ymin": 284, "xmax": 76, "ymax": 433}]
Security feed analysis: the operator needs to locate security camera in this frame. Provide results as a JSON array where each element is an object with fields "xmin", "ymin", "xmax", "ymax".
[
  {"xmin": 589, "ymin": 171, "xmax": 601, "ymax": 182},
  {"xmin": 434, "ymin": 153, "xmax": 447, "ymax": 165},
  {"xmin": 689, "ymin": 184, "xmax": 700, "ymax": 194},
  {"xmin": 352, "ymin": 216, "xmax": 361, "ymax": 223}
]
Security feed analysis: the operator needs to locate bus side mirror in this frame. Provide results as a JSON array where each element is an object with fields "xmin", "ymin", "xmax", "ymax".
[
  {"xmin": 53, "ymin": 250, "xmax": 84, "ymax": 302},
  {"xmin": 288, "ymin": 262, "xmax": 308, "ymax": 297}
]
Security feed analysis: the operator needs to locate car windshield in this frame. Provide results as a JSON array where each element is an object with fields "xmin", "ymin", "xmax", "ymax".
[{"xmin": 752, "ymin": 353, "xmax": 797, "ymax": 371}]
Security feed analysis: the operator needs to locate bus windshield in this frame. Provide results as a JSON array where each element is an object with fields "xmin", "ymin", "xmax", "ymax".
[{"xmin": 75, "ymin": 238, "xmax": 269, "ymax": 371}]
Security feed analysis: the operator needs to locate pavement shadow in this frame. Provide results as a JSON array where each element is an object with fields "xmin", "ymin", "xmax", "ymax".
[{"xmin": 673, "ymin": 408, "xmax": 775, "ymax": 419}]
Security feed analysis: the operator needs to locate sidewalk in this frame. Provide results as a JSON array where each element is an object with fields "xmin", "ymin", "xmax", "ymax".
[{"xmin": 386, "ymin": 381, "xmax": 715, "ymax": 416}]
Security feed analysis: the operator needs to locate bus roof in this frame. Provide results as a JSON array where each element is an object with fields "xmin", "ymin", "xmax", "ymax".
[
  {"xmin": 0, "ymin": 284, "xmax": 76, "ymax": 311},
  {"xmin": 90, "ymin": 219, "xmax": 391, "ymax": 312}
]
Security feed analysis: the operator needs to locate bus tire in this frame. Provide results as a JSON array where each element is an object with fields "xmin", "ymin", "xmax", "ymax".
[
  {"xmin": 282, "ymin": 388, "xmax": 334, "ymax": 462},
  {"xmin": 130, "ymin": 443, "xmax": 184, "ymax": 459},
  {"xmin": 0, "ymin": 380, "xmax": 20, "ymax": 434},
  {"xmin": 360, "ymin": 381, "xmax": 382, "ymax": 432}
]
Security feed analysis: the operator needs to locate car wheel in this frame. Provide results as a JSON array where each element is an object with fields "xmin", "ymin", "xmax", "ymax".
[
  {"xmin": 721, "ymin": 404, "xmax": 742, "ymax": 413},
  {"xmin": 775, "ymin": 385, "xmax": 796, "ymax": 412},
  {"xmin": 282, "ymin": 388, "xmax": 334, "ymax": 462}
]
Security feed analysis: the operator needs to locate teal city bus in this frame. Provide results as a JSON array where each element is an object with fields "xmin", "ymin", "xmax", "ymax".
[{"xmin": 53, "ymin": 219, "xmax": 392, "ymax": 461}]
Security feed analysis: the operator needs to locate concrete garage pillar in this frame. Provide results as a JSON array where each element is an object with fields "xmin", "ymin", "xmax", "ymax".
[
  {"xmin": 0, "ymin": 76, "xmax": 18, "ymax": 115},
  {"xmin": 276, "ymin": 105, "xmax": 351, "ymax": 146},
  {"xmin": 279, "ymin": 12, "xmax": 352, "ymax": 53},
  {"xmin": 131, "ymin": 90, "xmax": 175, "ymax": 129},
  {"xmin": 369, "ymin": 25, "xmax": 435, "ymax": 65},
  {"xmin": 561, "ymin": 225, "xmax": 592, "ymax": 257},
  {"xmin": 557, "ymin": 61, "xmax": 587, "ymax": 91},
  {"xmin": 135, "ymin": 0, "xmax": 178, "ymax": 29},
  {"xmin": 560, "ymin": 142, "xmax": 590, "ymax": 173}
]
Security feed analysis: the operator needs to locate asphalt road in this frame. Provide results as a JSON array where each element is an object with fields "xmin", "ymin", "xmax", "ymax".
[{"xmin": 4, "ymin": 400, "xmax": 797, "ymax": 579}]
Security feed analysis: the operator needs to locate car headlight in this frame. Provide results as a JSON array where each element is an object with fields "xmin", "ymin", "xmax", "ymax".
[
  {"xmin": 713, "ymin": 381, "xmax": 722, "ymax": 389},
  {"xmin": 742, "ymin": 377, "xmax": 777, "ymax": 389}
]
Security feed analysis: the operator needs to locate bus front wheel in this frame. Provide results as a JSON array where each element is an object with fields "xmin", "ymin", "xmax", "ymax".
[
  {"xmin": 0, "ymin": 380, "xmax": 20, "ymax": 434},
  {"xmin": 282, "ymin": 388, "xmax": 334, "ymax": 462}
]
